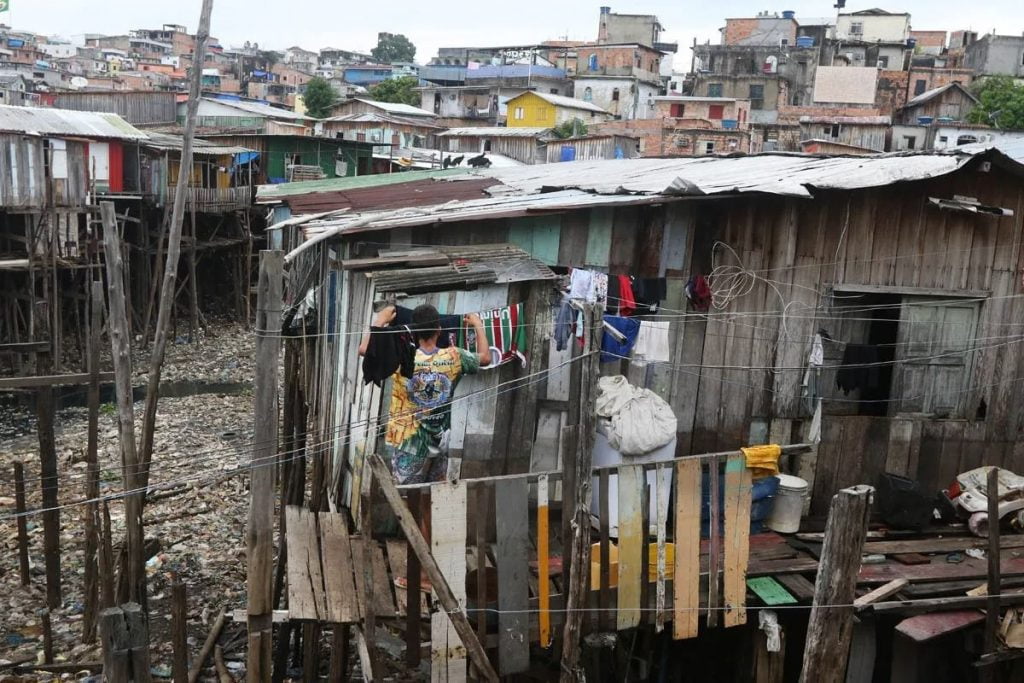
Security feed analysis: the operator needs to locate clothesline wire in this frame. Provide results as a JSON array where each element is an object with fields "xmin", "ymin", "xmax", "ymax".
[
  {"xmin": 3, "ymin": 347, "xmax": 590, "ymax": 489},
  {"xmin": 602, "ymin": 350, "xmax": 1024, "ymax": 406},
  {"xmin": 0, "ymin": 351, "xmax": 594, "ymax": 519}
]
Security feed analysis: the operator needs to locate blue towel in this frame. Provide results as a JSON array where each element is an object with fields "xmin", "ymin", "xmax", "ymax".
[{"xmin": 600, "ymin": 315, "xmax": 641, "ymax": 363}]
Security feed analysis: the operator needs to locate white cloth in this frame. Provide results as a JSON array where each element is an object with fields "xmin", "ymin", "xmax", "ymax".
[
  {"xmin": 809, "ymin": 333, "xmax": 824, "ymax": 367},
  {"xmin": 634, "ymin": 321, "xmax": 671, "ymax": 362},
  {"xmin": 591, "ymin": 272, "xmax": 608, "ymax": 306},
  {"xmin": 595, "ymin": 375, "xmax": 677, "ymax": 456},
  {"xmin": 569, "ymin": 268, "xmax": 593, "ymax": 301}
]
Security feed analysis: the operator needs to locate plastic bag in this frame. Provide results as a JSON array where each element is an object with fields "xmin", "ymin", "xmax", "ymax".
[{"xmin": 595, "ymin": 375, "xmax": 677, "ymax": 456}]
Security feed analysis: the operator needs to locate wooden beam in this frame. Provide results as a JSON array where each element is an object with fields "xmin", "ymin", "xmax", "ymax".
[
  {"xmin": 854, "ymin": 579, "xmax": 908, "ymax": 611},
  {"xmin": 559, "ymin": 303, "xmax": 601, "ymax": 682},
  {"xmin": 82, "ymin": 279, "xmax": 103, "ymax": 645},
  {"xmin": 366, "ymin": 453, "xmax": 498, "ymax": 683},
  {"xmin": 101, "ymin": 201, "xmax": 145, "ymax": 608},
  {"xmin": 0, "ymin": 341, "xmax": 49, "ymax": 353},
  {"xmin": 985, "ymin": 466, "xmax": 1001, "ymax": 657},
  {"xmin": 872, "ymin": 591, "xmax": 1024, "ymax": 616},
  {"xmin": 248, "ymin": 251, "xmax": 283, "ymax": 678},
  {"xmin": 0, "ymin": 371, "xmax": 115, "ymax": 389},
  {"xmin": 799, "ymin": 485, "xmax": 873, "ymax": 683}
]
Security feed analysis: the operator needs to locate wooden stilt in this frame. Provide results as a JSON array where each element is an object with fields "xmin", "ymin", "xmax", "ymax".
[
  {"xmin": 799, "ymin": 485, "xmax": 873, "ymax": 683},
  {"xmin": 82, "ymin": 279, "xmax": 103, "ymax": 643},
  {"xmin": 248, "ymin": 251, "xmax": 283, "ymax": 679},
  {"xmin": 172, "ymin": 579, "xmax": 189, "ymax": 683},
  {"xmin": 14, "ymin": 461, "xmax": 30, "ymax": 586}
]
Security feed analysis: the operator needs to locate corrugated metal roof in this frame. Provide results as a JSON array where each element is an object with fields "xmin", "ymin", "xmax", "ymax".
[
  {"xmin": 276, "ymin": 176, "xmax": 500, "ymax": 215},
  {"xmin": 481, "ymin": 152, "xmax": 985, "ymax": 198},
  {"xmin": 352, "ymin": 99, "xmax": 437, "ymax": 118},
  {"xmin": 904, "ymin": 82, "xmax": 977, "ymax": 108},
  {"xmin": 142, "ymin": 131, "xmax": 254, "ymax": 155},
  {"xmin": 799, "ymin": 115, "xmax": 891, "ymax": 125},
  {"xmin": 201, "ymin": 97, "xmax": 309, "ymax": 121},
  {"xmin": 322, "ymin": 112, "xmax": 444, "ymax": 129},
  {"xmin": 286, "ymin": 147, "xmax": 1023, "ymax": 258},
  {"xmin": 257, "ymin": 168, "xmax": 471, "ymax": 201},
  {"xmin": 437, "ymin": 127, "xmax": 552, "ymax": 138},
  {"xmin": 510, "ymin": 91, "xmax": 610, "ymax": 114},
  {"xmin": 368, "ymin": 243, "xmax": 555, "ymax": 291},
  {"xmin": 0, "ymin": 104, "xmax": 147, "ymax": 140}
]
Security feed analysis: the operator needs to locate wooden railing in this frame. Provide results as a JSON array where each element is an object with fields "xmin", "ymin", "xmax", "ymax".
[{"xmin": 168, "ymin": 185, "xmax": 252, "ymax": 212}]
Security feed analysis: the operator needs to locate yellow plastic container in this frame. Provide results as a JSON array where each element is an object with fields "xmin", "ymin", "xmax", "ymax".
[{"xmin": 590, "ymin": 542, "xmax": 675, "ymax": 590}]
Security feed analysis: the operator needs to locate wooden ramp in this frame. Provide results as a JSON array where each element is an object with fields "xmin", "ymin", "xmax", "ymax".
[{"xmin": 285, "ymin": 506, "xmax": 397, "ymax": 623}]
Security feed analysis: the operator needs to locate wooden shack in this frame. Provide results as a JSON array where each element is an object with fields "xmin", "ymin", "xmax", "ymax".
[{"xmin": 255, "ymin": 147, "xmax": 1024, "ymax": 679}]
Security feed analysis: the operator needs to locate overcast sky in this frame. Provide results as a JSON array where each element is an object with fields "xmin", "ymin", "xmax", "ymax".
[{"xmin": 8, "ymin": 0, "xmax": 1020, "ymax": 70}]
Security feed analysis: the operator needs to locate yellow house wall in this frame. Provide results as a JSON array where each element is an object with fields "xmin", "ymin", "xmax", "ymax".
[{"xmin": 506, "ymin": 92, "xmax": 557, "ymax": 128}]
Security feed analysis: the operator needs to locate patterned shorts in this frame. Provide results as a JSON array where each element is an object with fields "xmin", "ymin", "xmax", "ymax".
[{"xmin": 385, "ymin": 445, "xmax": 446, "ymax": 485}]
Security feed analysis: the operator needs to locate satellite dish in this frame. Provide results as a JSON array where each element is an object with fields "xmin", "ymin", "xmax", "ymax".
[{"xmin": 70, "ymin": 76, "xmax": 89, "ymax": 89}]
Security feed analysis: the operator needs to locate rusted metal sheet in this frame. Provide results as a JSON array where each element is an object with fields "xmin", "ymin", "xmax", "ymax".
[{"xmin": 283, "ymin": 177, "xmax": 499, "ymax": 215}]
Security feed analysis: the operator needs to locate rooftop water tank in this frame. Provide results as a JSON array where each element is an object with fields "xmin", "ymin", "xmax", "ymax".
[
  {"xmin": 917, "ymin": 116, "xmax": 934, "ymax": 125},
  {"xmin": 796, "ymin": 36, "xmax": 815, "ymax": 48},
  {"xmin": 782, "ymin": 10, "xmax": 796, "ymax": 19}
]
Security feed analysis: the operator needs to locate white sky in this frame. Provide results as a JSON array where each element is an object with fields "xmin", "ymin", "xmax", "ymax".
[{"xmin": 8, "ymin": 0, "xmax": 1020, "ymax": 70}]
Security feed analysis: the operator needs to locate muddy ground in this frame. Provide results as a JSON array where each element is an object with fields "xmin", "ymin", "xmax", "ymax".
[{"xmin": 0, "ymin": 325, "xmax": 258, "ymax": 679}]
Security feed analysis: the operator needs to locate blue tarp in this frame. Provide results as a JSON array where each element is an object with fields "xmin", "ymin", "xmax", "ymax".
[{"xmin": 232, "ymin": 151, "xmax": 260, "ymax": 167}]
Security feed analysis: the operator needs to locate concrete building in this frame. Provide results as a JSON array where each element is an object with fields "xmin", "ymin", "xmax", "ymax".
[
  {"xmin": 910, "ymin": 30, "xmax": 947, "ymax": 56},
  {"xmin": 835, "ymin": 9, "xmax": 910, "ymax": 44},
  {"xmin": 721, "ymin": 13, "xmax": 798, "ymax": 47},
  {"xmin": 964, "ymin": 34, "xmax": 1024, "ymax": 78},
  {"xmin": 890, "ymin": 122, "xmax": 1024, "ymax": 151},
  {"xmin": 574, "ymin": 43, "xmax": 663, "ymax": 119},
  {"xmin": 596, "ymin": 6, "xmax": 676, "ymax": 52}
]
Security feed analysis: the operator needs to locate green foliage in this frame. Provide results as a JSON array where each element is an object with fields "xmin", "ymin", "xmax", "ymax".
[
  {"xmin": 371, "ymin": 33, "xmax": 416, "ymax": 63},
  {"xmin": 368, "ymin": 76, "xmax": 420, "ymax": 106},
  {"xmin": 552, "ymin": 118, "xmax": 588, "ymax": 139},
  {"xmin": 303, "ymin": 77, "xmax": 338, "ymax": 119},
  {"xmin": 967, "ymin": 75, "xmax": 1024, "ymax": 130}
]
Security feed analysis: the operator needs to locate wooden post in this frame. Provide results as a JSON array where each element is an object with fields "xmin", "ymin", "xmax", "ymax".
[
  {"xmin": 136, "ymin": 0, "xmax": 215, "ymax": 490},
  {"xmin": 100, "ymin": 501, "xmax": 116, "ymax": 609},
  {"xmin": 560, "ymin": 304, "xmax": 601, "ymax": 683},
  {"xmin": 34, "ymin": 304, "xmax": 60, "ymax": 608},
  {"xmin": 41, "ymin": 609, "xmax": 54, "ymax": 662},
  {"xmin": 122, "ymin": 602, "xmax": 152, "ymax": 682},
  {"xmin": 248, "ymin": 250, "xmax": 283, "ymax": 680},
  {"xmin": 83, "ymin": 278, "xmax": 103, "ymax": 643},
  {"xmin": 188, "ymin": 206, "xmax": 200, "ymax": 341},
  {"xmin": 172, "ymin": 579, "xmax": 189, "ymax": 683},
  {"xmin": 367, "ymin": 453, "xmax": 498, "ymax": 683},
  {"xmin": 405, "ymin": 489, "xmax": 421, "ymax": 669},
  {"xmin": 101, "ymin": 201, "xmax": 146, "ymax": 608},
  {"xmin": 190, "ymin": 607, "xmax": 226, "ymax": 683},
  {"xmin": 14, "ymin": 461, "xmax": 30, "ymax": 586},
  {"xmin": 100, "ymin": 607, "xmax": 131, "ymax": 681},
  {"xmin": 799, "ymin": 485, "xmax": 873, "ymax": 683},
  {"xmin": 985, "ymin": 466, "xmax": 1001, "ymax": 655},
  {"xmin": 329, "ymin": 625, "xmax": 350, "ymax": 682}
]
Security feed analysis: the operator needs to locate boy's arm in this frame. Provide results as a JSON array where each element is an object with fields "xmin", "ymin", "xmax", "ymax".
[
  {"xmin": 466, "ymin": 313, "xmax": 491, "ymax": 366},
  {"xmin": 358, "ymin": 305, "xmax": 397, "ymax": 356}
]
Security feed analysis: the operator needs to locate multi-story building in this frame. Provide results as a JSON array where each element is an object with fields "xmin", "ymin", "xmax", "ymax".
[
  {"xmin": 283, "ymin": 46, "xmax": 317, "ymax": 75},
  {"xmin": 964, "ymin": 34, "xmax": 1024, "ymax": 78},
  {"xmin": 830, "ymin": 8, "xmax": 911, "ymax": 70},
  {"xmin": 596, "ymin": 6, "xmax": 677, "ymax": 53},
  {"xmin": 573, "ymin": 43, "xmax": 663, "ymax": 119}
]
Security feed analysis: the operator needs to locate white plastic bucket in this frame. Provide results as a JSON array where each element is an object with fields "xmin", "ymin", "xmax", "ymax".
[{"xmin": 766, "ymin": 474, "xmax": 808, "ymax": 534}]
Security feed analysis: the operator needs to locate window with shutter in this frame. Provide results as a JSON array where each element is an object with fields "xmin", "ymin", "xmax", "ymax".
[{"xmin": 893, "ymin": 298, "xmax": 979, "ymax": 416}]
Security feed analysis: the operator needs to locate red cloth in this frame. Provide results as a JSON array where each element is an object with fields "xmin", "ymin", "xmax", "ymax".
[{"xmin": 617, "ymin": 275, "xmax": 636, "ymax": 316}]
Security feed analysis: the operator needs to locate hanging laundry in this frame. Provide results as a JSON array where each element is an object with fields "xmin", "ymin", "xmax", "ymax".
[
  {"xmin": 553, "ymin": 298, "xmax": 575, "ymax": 352},
  {"xmin": 458, "ymin": 302, "xmax": 528, "ymax": 368},
  {"xmin": 607, "ymin": 275, "xmax": 622, "ymax": 314},
  {"xmin": 569, "ymin": 268, "xmax": 593, "ymax": 301},
  {"xmin": 362, "ymin": 324, "xmax": 415, "ymax": 387},
  {"xmin": 600, "ymin": 315, "xmax": 641, "ymax": 363},
  {"xmin": 395, "ymin": 306, "xmax": 462, "ymax": 348},
  {"xmin": 591, "ymin": 272, "xmax": 609, "ymax": 306},
  {"xmin": 836, "ymin": 343, "xmax": 882, "ymax": 395},
  {"xmin": 616, "ymin": 275, "xmax": 636, "ymax": 316},
  {"xmin": 633, "ymin": 277, "xmax": 667, "ymax": 312},
  {"xmin": 685, "ymin": 275, "xmax": 711, "ymax": 312},
  {"xmin": 634, "ymin": 320, "xmax": 671, "ymax": 362},
  {"xmin": 802, "ymin": 333, "xmax": 825, "ymax": 441}
]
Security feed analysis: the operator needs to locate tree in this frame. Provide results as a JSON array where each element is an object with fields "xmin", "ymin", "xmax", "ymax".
[
  {"xmin": 369, "ymin": 76, "xmax": 420, "ymax": 106},
  {"xmin": 552, "ymin": 118, "xmax": 588, "ymax": 139},
  {"xmin": 967, "ymin": 75, "xmax": 1024, "ymax": 130},
  {"xmin": 371, "ymin": 32, "xmax": 416, "ymax": 63},
  {"xmin": 303, "ymin": 76, "xmax": 338, "ymax": 118}
]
